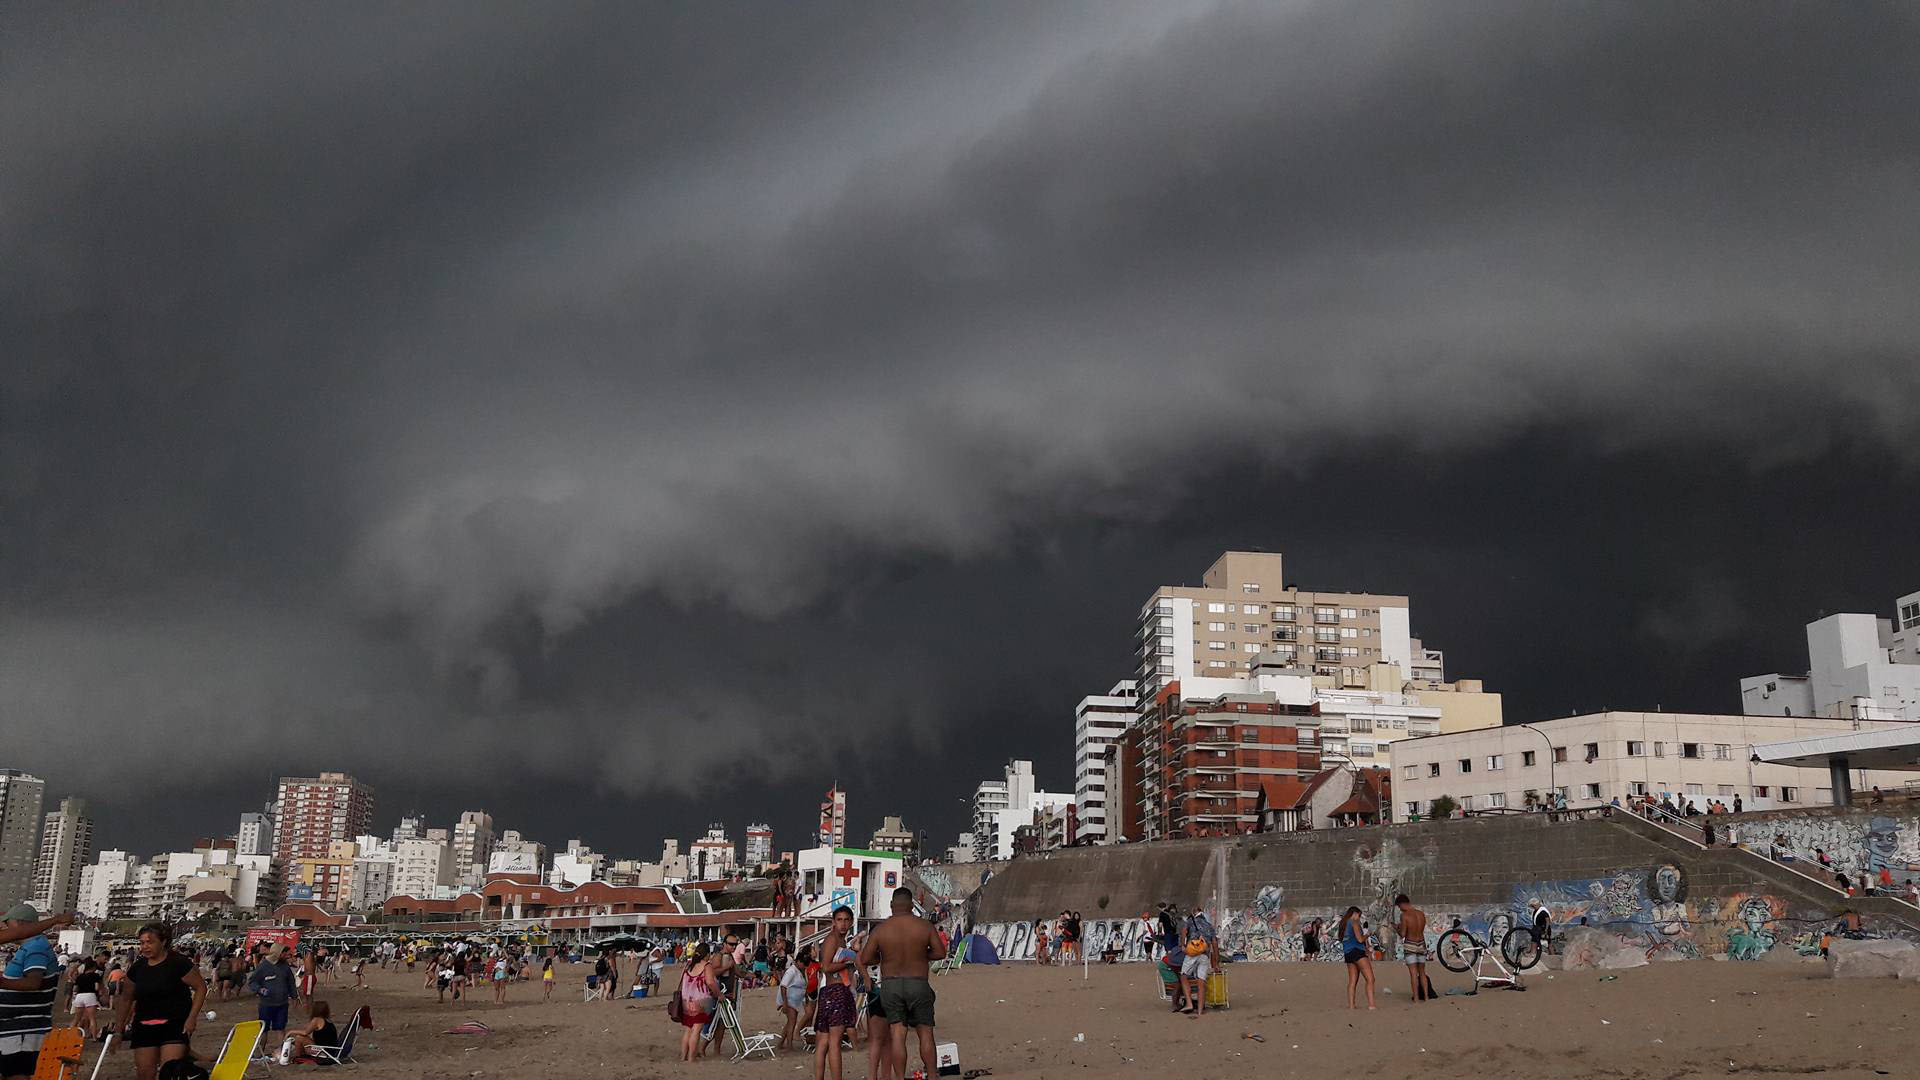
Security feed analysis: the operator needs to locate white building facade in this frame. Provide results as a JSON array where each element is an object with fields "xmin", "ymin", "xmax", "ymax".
[
  {"xmin": 391, "ymin": 837, "xmax": 453, "ymax": 899},
  {"xmin": 0, "ymin": 771, "xmax": 46, "ymax": 908},
  {"xmin": 1074, "ymin": 681, "xmax": 1136, "ymax": 844},
  {"xmin": 968, "ymin": 760, "xmax": 1071, "ymax": 861},
  {"xmin": 1743, "ymin": 600, "xmax": 1920, "ymax": 722},
  {"xmin": 1390, "ymin": 711, "xmax": 1918, "ymax": 819},
  {"xmin": 32, "ymin": 796, "xmax": 91, "ymax": 915}
]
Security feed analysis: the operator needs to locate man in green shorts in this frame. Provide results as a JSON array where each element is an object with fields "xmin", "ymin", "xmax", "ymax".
[{"xmin": 859, "ymin": 887, "xmax": 947, "ymax": 1080}]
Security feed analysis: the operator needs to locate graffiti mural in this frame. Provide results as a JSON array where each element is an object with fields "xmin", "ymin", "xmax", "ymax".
[
  {"xmin": 974, "ymin": 918, "xmax": 1156, "ymax": 963},
  {"xmin": 1750, "ymin": 810, "xmax": 1920, "ymax": 883}
]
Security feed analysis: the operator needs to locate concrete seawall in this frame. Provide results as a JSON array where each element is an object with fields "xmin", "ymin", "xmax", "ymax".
[{"xmin": 968, "ymin": 809, "xmax": 1920, "ymax": 965}]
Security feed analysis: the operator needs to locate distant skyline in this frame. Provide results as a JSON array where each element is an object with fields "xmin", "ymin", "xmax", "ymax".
[{"xmin": 4, "ymin": 4, "xmax": 1918, "ymax": 859}]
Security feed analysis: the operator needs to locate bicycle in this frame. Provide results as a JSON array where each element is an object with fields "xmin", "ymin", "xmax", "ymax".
[{"xmin": 1434, "ymin": 917, "xmax": 1540, "ymax": 990}]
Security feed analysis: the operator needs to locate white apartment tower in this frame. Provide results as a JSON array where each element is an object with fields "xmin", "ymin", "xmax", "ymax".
[
  {"xmin": 391, "ymin": 837, "xmax": 453, "ymax": 899},
  {"xmin": 236, "ymin": 810, "xmax": 274, "ymax": 857},
  {"xmin": 968, "ymin": 760, "xmax": 1072, "ymax": 861},
  {"xmin": 452, "ymin": 810, "xmax": 496, "ymax": 889},
  {"xmin": 1741, "ymin": 596, "xmax": 1920, "ymax": 722},
  {"xmin": 1073, "ymin": 681, "xmax": 1136, "ymax": 844},
  {"xmin": 78, "ymin": 850, "xmax": 139, "ymax": 919},
  {"xmin": 690, "ymin": 824, "xmax": 736, "ymax": 880},
  {"xmin": 32, "ymin": 796, "xmax": 91, "ymax": 914},
  {"xmin": 0, "ymin": 771, "xmax": 46, "ymax": 907}
]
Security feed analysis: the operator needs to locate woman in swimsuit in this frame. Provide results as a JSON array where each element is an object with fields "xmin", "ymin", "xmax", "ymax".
[
  {"xmin": 678, "ymin": 944, "xmax": 718, "ymax": 1061},
  {"xmin": 1339, "ymin": 906, "xmax": 1376, "ymax": 1010}
]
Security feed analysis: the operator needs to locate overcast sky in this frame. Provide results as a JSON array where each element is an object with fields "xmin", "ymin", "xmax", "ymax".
[{"xmin": 4, "ymin": 2, "xmax": 1917, "ymax": 859}]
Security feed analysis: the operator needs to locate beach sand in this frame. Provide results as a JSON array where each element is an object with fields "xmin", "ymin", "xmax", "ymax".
[{"xmin": 162, "ymin": 957, "xmax": 1907, "ymax": 1079}]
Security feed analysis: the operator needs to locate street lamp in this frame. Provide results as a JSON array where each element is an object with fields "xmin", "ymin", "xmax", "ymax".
[{"xmin": 1519, "ymin": 724, "xmax": 1557, "ymax": 808}]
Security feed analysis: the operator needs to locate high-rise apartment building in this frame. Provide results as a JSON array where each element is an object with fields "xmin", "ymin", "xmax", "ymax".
[
  {"xmin": 1118, "ymin": 684, "xmax": 1323, "ymax": 841},
  {"xmin": 391, "ymin": 816, "xmax": 426, "ymax": 845},
  {"xmin": 32, "ymin": 796, "xmax": 91, "ymax": 914},
  {"xmin": 452, "ymin": 811, "xmax": 495, "ymax": 890},
  {"xmin": 743, "ymin": 824, "xmax": 773, "ymax": 869},
  {"xmin": 78, "ymin": 850, "xmax": 139, "ymax": 919},
  {"xmin": 868, "ymin": 816, "xmax": 914, "ymax": 855},
  {"xmin": 1073, "ymin": 680, "xmax": 1136, "ymax": 844},
  {"xmin": 0, "ymin": 771, "xmax": 46, "ymax": 906},
  {"xmin": 690, "ymin": 824, "xmax": 736, "ymax": 880},
  {"xmin": 1136, "ymin": 550, "xmax": 1430, "ymax": 699},
  {"xmin": 391, "ymin": 837, "xmax": 453, "ymax": 899},
  {"xmin": 273, "ymin": 772, "xmax": 374, "ymax": 871},
  {"xmin": 236, "ymin": 809, "xmax": 275, "ymax": 857},
  {"xmin": 968, "ymin": 761, "xmax": 1071, "ymax": 861}
]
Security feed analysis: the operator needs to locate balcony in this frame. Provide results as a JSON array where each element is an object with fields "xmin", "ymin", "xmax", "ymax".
[
  {"xmin": 1314, "ymin": 612, "xmax": 1339, "ymax": 624},
  {"xmin": 1316, "ymin": 648, "xmax": 1341, "ymax": 662},
  {"xmin": 1271, "ymin": 629, "xmax": 1297, "ymax": 642}
]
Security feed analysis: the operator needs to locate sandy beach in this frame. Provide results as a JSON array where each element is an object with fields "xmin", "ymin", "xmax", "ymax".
[{"xmin": 105, "ymin": 956, "xmax": 1911, "ymax": 1080}]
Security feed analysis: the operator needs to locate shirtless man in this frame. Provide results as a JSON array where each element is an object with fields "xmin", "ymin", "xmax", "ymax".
[
  {"xmin": 1393, "ymin": 894, "xmax": 1431, "ymax": 1002},
  {"xmin": 859, "ymin": 888, "xmax": 948, "ymax": 1080}
]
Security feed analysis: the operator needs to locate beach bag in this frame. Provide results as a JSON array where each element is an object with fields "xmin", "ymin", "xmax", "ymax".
[
  {"xmin": 667, "ymin": 990, "xmax": 685, "ymax": 1023},
  {"xmin": 1183, "ymin": 937, "xmax": 1207, "ymax": 957},
  {"xmin": 159, "ymin": 1057, "xmax": 212, "ymax": 1080}
]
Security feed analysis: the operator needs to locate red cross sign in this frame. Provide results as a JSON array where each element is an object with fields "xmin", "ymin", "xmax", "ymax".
[{"xmin": 834, "ymin": 859, "xmax": 860, "ymax": 887}]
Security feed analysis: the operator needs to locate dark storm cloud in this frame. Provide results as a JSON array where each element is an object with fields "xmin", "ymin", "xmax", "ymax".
[{"xmin": 3, "ymin": 2, "xmax": 1918, "ymax": 850}]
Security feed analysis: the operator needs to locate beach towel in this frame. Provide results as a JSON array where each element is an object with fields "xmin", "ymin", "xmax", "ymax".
[{"xmin": 441, "ymin": 1021, "xmax": 491, "ymax": 1036}]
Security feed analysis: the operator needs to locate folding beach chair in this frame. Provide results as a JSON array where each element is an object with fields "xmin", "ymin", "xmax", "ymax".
[
  {"xmin": 86, "ymin": 1035, "xmax": 114, "ymax": 1080},
  {"xmin": 931, "ymin": 944, "xmax": 964, "ymax": 976},
  {"xmin": 32, "ymin": 1026, "xmax": 86, "ymax": 1080},
  {"xmin": 714, "ymin": 998, "xmax": 778, "ymax": 1062},
  {"xmin": 209, "ymin": 1020, "xmax": 264, "ymax": 1080},
  {"xmin": 307, "ymin": 1011, "xmax": 360, "ymax": 1066}
]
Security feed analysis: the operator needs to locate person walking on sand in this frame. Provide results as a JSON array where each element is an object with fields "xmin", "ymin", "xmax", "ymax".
[
  {"xmin": 1339, "ymin": 906, "xmax": 1376, "ymax": 1010},
  {"xmin": 859, "ymin": 887, "xmax": 948, "ymax": 1080},
  {"xmin": 813, "ymin": 908, "xmax": 859, "ymax": 1080},
  {"xmin": 542, "ymin": 955, "xmax": 555, "ymax": 1002},
  {"xmin": 1392, "ymin": 895, "xmax": 1432, "ymax": 1001},
  {"xmin": 491, "ymin": 954, "xmax": 509, "ymax": 1004},
  {"xmin": 777, "ymin": 945, "xmax": 811, "ymax": 1051}
]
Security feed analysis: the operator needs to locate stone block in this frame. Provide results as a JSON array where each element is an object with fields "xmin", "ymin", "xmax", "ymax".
[{"xmin": 1824, "ymin": 937, "xmax": 1919, "ymax": 979}]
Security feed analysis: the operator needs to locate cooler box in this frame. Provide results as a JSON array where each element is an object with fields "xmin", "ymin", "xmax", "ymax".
[
  {"xmin": 631, "ymin": 987, "xmax": 647, "ymax": 998},
  {"xmin": 936, "ymin": 1042, "xmax": 961, "ymax": 1077},
  {"xmin": 1205, "ymin": 972, "xmax": 1229, "ymax": 1008}
]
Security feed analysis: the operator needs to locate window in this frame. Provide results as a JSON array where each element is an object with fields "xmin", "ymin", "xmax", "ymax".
[
  {"xmin": 1427, "ymin": 763, "xmax": 1441, "ymax": 778},
  {"xmin": 1362, "ymin": 627, "xmax": 1372, "ymax": 637},
  {"xmin": 1628, "ymin": 781, "xmax": 1648, "ymax": 796},
  {"xmin": 1552, "ymin": 747, "xmax": 1568, "ymax": 763},
  {"xmin": 1340, "ymin": 607, "xmax": 1358, "ymax": 618},
  {"xmin": 1351, "ymin": 742, "xmax": 1374, "ymax": 757},
  {"xmin": 1341, "ymin": 646, "xmax": 1360, "ymax": 658},
  {"xmin": 1225, "ymin": 604, "xmax": 1237, "ymax": 613},
  {"xmin": 1754, "ymin": 785, "xmax": 1770, "ymax": 798},
  {"xmin": 1522, "ymin": 788, "xmax": 1539, "ymax": 804},
  {"xmin": 1583, "ymin": 742, "xmax": 1599, "ymax": 761},
  {"xmin": 1681, "ymin": 743, "xmax": 1700, "ymax": 759},
  {"xmin": 1460, "ymin": 795, "xmax": 1475, "ymax": 811},
  {"xmin": 1459, "ymin": 758, "xmax": 1473, "ymax": 773},
  {"xmin": 1274, "ymin": 606, "xmax": 1296, "ymax": 621},
  {"xmin": 1521, "ymin": 750, "xmax": 1537, "ymax": 767},
  {"xmin": 1583, "ymin": 783, "xmax": 1602, "ymax": 799},
  {"xmin": 1243, "ymin": 603, "xmax": 1261, "ymax": 613},
  {"xmin": 1207, "ymin": 659, "xmax": 1228, "ymax": 669},
  {"xmin": 1316, "ymin": 629, "xmax": 1339, "ymax": 643},
  {"xmin": 1208, "ymin": 641, "xmax": 1227, "ymax": 651},
  {"xmin": 1207, "ymin": 621, "xmax": 1226, "ymax": 632},
  {"xmin": 1407, "ymin": 801, "xmax": 1422, "ymax": 817},
  {"xmin": 1243, "ymin": 643, "xmax": 1261, "ymax": 653},
  {"xmin": 1341, "ymin": 626, "xmax": 1359, "ymax": 638},
  {"xmin": 1243, "ymin": 728, "xmax": 1259, "ymax": 741},
  {"xmin": 1685, "ymin": 783, "xmax": 1703, "ymax": 796},
  {"xmin": 1486, "ymin": 755, "xmax": 1504, "ymax": 771},
  {"xmin": 1653, "ymin": 742, "xmax": 1664, "ymax": 758},
  {"xmin": 1717, "ymin": 785, "xmax": 1734, "ymax": 796},
  {"xmin": 1780, "ymin": 786, "xmax": 1797, "ymax": 802},
  {"xmin": 1242, "ymin": 583, "xmax": 1261, "ymax": 594},
  {"xmin": 1244, "ymin": 623, "xmax": 1262, "ymax": 632},
  {"xmin": 1403, "ymin": 765, "xmax": 1420, "ymax": 779},
  {"xmin": 1627, "ymin": 741, "xmax": 1644, "ymax": 757},
  {"xmin": 1350, "ymin": 717, "xmax": 1374, "ymax": 732},
  {"xmin": 1488, "ymin": 793, "xmax": 1507, "ymax": 808},
  {"xmin": 1207, "ymin": 602, "xmax": 1226, "ymax": 613},
  {"xmin": 1714, "ymin": 744, "xmax": 1731, "ymax": 760},
  {"xmin": 1903, "ymin": 601, "xmax": 1920, "ymax": 630}
]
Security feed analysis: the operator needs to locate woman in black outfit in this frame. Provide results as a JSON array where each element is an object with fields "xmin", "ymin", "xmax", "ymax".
[{"xmin": 111, "ymin": 923, "xmax": 207, "ymax": 1080}]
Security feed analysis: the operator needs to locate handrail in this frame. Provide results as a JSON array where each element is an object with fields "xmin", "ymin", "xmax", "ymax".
[{"xmin": 1622, "ymin": 805, "xmax": 1920, "ymax": 914}]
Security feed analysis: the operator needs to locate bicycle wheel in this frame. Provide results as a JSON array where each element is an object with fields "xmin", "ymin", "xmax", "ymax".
[
  {"xmin": 1501, "ymin": 926, "xmax": 1542, "ymax": 971},
  {"xmin": 1435, "ymin": 927, "xmax": 1480, "ymax": 972}
]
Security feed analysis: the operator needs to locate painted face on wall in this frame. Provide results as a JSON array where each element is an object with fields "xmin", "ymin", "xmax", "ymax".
[
  {"xmin": 1651, "ymin": 865, "xmax": 1685, "ymax": 904},
  {"xmin": 1865, "ymin": 817, "xmax": 1902, "ymax": 872}
]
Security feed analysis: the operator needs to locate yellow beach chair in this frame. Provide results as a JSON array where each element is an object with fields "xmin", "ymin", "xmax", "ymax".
[{"xmin": 210, "ymin": 1020, "xmax": 264, "ymax": 1080}]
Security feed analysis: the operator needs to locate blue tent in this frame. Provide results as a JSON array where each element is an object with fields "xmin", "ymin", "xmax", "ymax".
[{"xmin": 962, "ymin": 934, "xmax": 1000, "ymax": 964}]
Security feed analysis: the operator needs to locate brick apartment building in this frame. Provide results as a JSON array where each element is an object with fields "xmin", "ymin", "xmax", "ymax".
[{"xmin": 1118, "ymin": 683, "xmax": 1324, "ymax": 841}]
